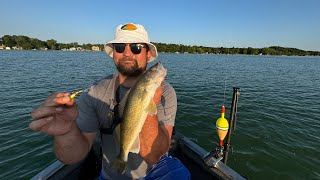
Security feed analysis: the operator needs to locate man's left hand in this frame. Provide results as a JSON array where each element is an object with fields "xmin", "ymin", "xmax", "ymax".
[{"xmin": 153, "ymin": 83, "xmax": 163, "ymax": 105}]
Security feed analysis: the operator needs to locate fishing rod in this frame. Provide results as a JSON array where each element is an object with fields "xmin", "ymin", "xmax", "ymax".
[
  {"xmin": 223, "ymin": 87, "xmax": 240, "ymax": 164},
  {"xmin": 203, "ymin": 87, "xmax": 240, "ymax": 167}
]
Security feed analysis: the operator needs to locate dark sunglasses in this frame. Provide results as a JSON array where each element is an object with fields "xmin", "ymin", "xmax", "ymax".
[{"xmin": 113, "ymin": 43, "xmax": 148, "ymax": 54}]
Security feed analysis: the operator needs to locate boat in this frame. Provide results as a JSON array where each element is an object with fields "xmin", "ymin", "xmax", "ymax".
[
  {"xmin": 31, "ymin": 131, "xmax": 245, "ymax": 180},
  {"xmin": 32, "ymin": 88, "xmax": 245, "ymax": 180}
]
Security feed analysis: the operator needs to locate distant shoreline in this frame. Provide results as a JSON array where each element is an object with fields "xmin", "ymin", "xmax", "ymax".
[
  {"xmin": 2, "ymin": 49, "xmax": 320, "ymax": 57},
  {"xmin": 1, "ymin": 35, "xmax": 319, "ymax": 56}
]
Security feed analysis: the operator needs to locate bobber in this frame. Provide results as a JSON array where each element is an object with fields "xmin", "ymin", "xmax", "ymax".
[{"xmin": 216, "ymin": 106, "xmax": 229, "ymax": 146}]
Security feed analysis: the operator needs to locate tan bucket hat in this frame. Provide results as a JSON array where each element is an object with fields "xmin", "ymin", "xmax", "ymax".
[{"xmin": 104, "ymin": 23, "xmax": 158, "ymax": 62}]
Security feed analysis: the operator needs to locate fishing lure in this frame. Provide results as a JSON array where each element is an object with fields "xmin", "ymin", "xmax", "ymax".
[{"xmin": 69, "ymin": 88, "xmax": 89, "ymax": 99}]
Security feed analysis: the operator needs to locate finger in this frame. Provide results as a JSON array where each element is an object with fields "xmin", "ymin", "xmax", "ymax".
[
  {"xmin": 42, "ymin": 93, "xmax": 71, "ymax": 107},
  {"xmin": 157, "ymin": 85, "xmax": 163, "ymax": 93},
  {"xmin": 54, "ymin": 94, "xmax": 75, "ymax": 107},
  {"xmin": 31, "ymin": 106, "xmax": 62, "ymax": 120},
  {"xmin": 65, "ymin": 98, "xmax": 76, "ymax": 107},
  {"xmin": 29, "ymin": 116, "xmax": 53, "ymax": 131},
  {"xmin": 50, "ymin": 92, "xmax": 67, "ymax": 98},
  {"xmin": 40, "ymin": 92, "xmax": 69, "ymax": 107},
  {"xmin": 43, "ymin": 93, "xmax": 66, "ymax": 103}
]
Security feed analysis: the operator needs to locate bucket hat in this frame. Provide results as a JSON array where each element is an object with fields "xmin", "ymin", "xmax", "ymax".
[{"xmin": 104, "ymin": 23, "xmax": 158, "ymax": 62}]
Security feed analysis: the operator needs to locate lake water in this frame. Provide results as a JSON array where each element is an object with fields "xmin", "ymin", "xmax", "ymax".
[{"xmin": 0, "ymin": 50, "xmax": 319, "ymax": 179}]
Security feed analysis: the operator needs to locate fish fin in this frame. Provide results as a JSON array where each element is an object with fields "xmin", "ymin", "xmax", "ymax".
[
  {"xmin": 114, "ymin": 124, "xmax": 121, "ymax": 145},
  {"xmin": 111, "ymin": 155, "xmax": 127, "ymax": 175},
  {"xmin": 130, "ymin": 137, "xmax": 140, "ymax": 154},
  {"xmin": 147, "ymin": 99, "xmax": 157, "ymax": 116},
  {"xmin": 118, "ymin": 89, "xmax": 131, "ymax": 118}
]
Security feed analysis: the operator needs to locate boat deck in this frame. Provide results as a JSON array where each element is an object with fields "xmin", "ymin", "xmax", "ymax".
[{"xmin": 32, "ymin": 132, "xmax": 246, "ymax": 180}]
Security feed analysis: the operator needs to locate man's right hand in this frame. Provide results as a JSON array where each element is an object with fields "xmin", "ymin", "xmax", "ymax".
[{"xmin": 30, "ymin": 92, "xmax": 78, "ymax": 136}]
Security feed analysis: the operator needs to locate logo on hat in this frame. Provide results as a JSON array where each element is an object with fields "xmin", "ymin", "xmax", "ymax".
[{"xmin": 120, "ymin": 24, "xmax": 137, "ymax": 31}]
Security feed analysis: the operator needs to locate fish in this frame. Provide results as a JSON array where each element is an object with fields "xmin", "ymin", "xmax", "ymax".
[{"xmin": 111, "ymin": 62, "xmax": 167, "ymax": 174}]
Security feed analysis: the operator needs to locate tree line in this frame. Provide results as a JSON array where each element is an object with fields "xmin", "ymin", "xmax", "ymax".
[
  {"xmin": 0, "ymin": 35, "xmax": 104, "ymax": 51},
  {"xmin": 1, "ymin": 35, "xmax": 319, "ymax": 56}
]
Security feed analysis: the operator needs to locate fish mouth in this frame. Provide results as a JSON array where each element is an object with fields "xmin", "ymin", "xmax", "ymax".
[
  {"xmin": 152, "ymin": 62, "xmax": 167, "ymax": 71},
  {"xmin": 147, "ymin": 62, "xmax": 167, "ymax": 79}
]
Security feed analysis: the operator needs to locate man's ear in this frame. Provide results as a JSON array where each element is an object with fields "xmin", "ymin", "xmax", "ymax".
[{"xmin": 147, "ymin": 49, "xmax": 152, "ymax": 61}]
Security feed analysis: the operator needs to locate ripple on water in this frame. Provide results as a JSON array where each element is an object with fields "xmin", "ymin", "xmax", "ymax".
[{"xmin": 1, "ymin": 52, "xmax": 320, "ymax": 179}]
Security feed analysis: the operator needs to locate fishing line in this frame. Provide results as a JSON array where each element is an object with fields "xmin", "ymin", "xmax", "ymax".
[
  {"xmin": 223, "ymin": 75, "xmax": 227, "ymax": 106},
  {"xmin": 222, "ymin": 40, "xmax": 229, "ymax": 106}
]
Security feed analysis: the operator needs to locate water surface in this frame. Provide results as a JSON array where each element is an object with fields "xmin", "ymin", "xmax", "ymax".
[{"xmin": 0, "ymin": 50, "xmax": 319, "ymax": 179}]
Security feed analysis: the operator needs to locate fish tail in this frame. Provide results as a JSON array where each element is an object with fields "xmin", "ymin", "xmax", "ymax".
[{"xmin": 111, "ymin": 155, "xmax": 127, "ymax": 175}]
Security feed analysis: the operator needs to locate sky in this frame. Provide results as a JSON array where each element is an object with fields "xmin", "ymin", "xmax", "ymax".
[{"xmin": 1, "ymin": 0, "xmax": 319, "ymax": 51}]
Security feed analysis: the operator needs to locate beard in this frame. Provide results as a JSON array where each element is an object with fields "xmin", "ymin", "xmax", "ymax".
[{"xmin": 115, "ymin": 58, "xmax": 146, "ymax": 77}]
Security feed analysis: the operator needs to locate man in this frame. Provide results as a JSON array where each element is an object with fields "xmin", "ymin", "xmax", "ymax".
[{"xmin": 30, "ymin": 23, "xmax": 190, "ymax": 179}]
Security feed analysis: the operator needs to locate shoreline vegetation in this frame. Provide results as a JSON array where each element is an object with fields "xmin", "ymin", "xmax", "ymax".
[{"xmin": 1, "ymin": 35, "xmax": 319, "ymax": 56}]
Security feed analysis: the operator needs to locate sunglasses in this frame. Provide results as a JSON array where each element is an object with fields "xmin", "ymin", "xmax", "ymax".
[{"xmin": 113, "ymin": 43, "xmax": 148, "ymax": 54}]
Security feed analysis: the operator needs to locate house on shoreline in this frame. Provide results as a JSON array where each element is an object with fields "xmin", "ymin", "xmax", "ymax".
[
  {"xmin": 92, "ymin": 46, "xmax": 100, "ymax": 51},
  {"xmin": 0, "ymin": 45, "xmax": 25, "ymax": 50},
  {"xmin": 0, "ymin": 44, "xmax": 6, "ymax": 50}
]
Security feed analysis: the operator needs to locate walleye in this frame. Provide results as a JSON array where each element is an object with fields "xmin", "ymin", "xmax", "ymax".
[{"xmin": 112, "ymin": 62, "xmax": 167, "ymax": 174}]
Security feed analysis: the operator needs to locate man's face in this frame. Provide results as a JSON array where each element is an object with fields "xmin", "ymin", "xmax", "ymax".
[{"xmin": 113, "ymin": 43, "xmax": 151, "ymax": 77}]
